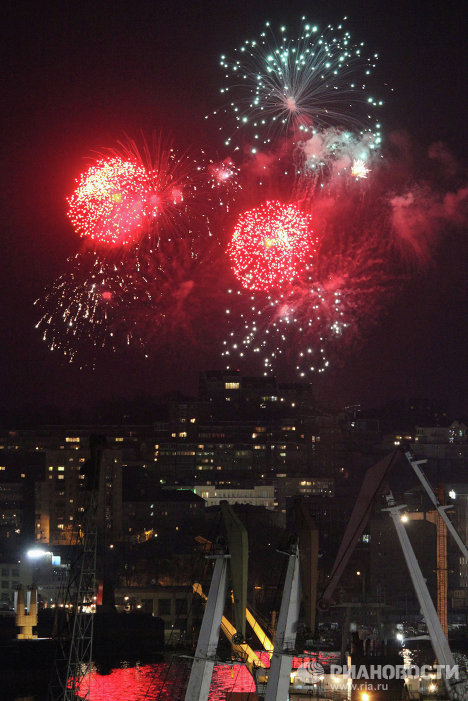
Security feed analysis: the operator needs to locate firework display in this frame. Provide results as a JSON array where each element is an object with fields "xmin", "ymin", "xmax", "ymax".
[
  {"xmin": 228, "ymin": 201, "xmax": 316, "ymax": 291},
  {"xmin": 36, "ymin": 17, "xmax": 462, "ymax": 378},
  {"xmin": 35, "ymin": 251, "xmax": 144, "ymax": 362},
  {"xmin": 35, "ymin": 234, "xmax": 226, "ymax": 365},
  {"xmin": 67, "ymin": 157, "xmax": 159, "ymax": 246},
  {"xmin": 222, "ymin": 178, "xmax": 399, "ymax": 375},
  {"xmin": 67, "ymin": 141, "xmax": 221, "ymax": 248},
  {"xmin": 217, "ymin": 18, "xmax": 382, "ymax": 149}
]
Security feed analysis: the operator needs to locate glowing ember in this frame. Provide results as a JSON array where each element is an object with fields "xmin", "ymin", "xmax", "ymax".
[
  {"xmin": 351, "ymin": 159, "xmax": 371, "ymax": 179},
  {"xmin": 228, "ymin": 201, "xmax": 316, "ymax": 291}
]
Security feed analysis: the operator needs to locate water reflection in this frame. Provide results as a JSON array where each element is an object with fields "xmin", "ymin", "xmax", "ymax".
[
  {"xmin": 78, "ymin": 658, "xmax": 257, "ymax": 701},
  {"xmin": 76, "ymin": 651, "xmax": 335, "ymax": 700}
]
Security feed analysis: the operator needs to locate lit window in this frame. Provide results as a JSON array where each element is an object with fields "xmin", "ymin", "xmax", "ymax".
[
  {"xmin": 225, "ymin": 382, "xmax": 240, "ymax": 390},
  {"xmin": 190, "ymin": 418, "xmax": 196, "ymax": 423},
  {"xmin": 57, "ymin": 466, "xmax": 65, "ymax": 472},
  {"xmin": 58, "ymin": 475, "xmax": 64, "ymax": 480},
  {"xmin": 179, "ymin": 432, "xmax": 187, "ymax": 438},
  {"xmin": 65, "ymin": 437, "xmax": 80, "ymax": 443},
  {"xmin": 115, "ymin": 437, "xmax": 124, "ymax": 442},
  {"xmin": 0, "ymin": 466, "xmax": 5, "ymax": 471}
]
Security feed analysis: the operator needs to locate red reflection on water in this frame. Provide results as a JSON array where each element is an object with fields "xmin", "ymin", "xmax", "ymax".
[
  {"xmin": 78, "ymin": 650, "xmax": 339, "ymax": 700},
  {"xmin": 77, "ymin": 662, "xmax": 188, "ymax": 701}
]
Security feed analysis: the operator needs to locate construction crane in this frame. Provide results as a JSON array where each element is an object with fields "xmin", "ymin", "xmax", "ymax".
[
  {"xmin": 384, "ymin": 490, "xmax": 468, "ymax": 700},
  {"xmin": 186, "ymin": 499, "xmax": 317, "ymax": 701},
  {"xmin": 185, "ymin": 501, "xmax": 249, "ymax": 701},
  {"xmin": 317, "ymin": 448, "xmax": 468, "ymax": 701},
  {"xmin": 48, "ymin": 435, "xmax": 105, "ymax": 701},
  {"xmin": 404, "ymin": 450, "xmax": 468, "ymax": 637},
  {"xmin": 403, "ymin": 484, "xmax": 449, "ymax": 635},
  {"xmin": 263, "ymin": 541, "xmax": 301, "ymax": 701},
  {"xmin": 192, "ymin": 582, "xmax": 267, "ymax": 681}
]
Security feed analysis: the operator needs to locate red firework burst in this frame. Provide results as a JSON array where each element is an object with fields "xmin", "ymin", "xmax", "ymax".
[
  {"xmin": 228, "ymin": 200, "xmax": 316, "ymax": 291},
  {"xmin": 67, "ymin": 157, "xmax": 161, "ymax": 246}
]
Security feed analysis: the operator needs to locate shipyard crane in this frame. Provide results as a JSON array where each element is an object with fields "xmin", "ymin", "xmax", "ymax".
[
  {"xmin": 48, "ymin": 435, "xmax": 105, "ymax": 701},
  {"xmin": 185, "ymin": 501, "xmax": 249, "ymax": 701},
  {"xmin": 384, "ymin": 490, "xmax": 468, "ymax": 700},
  {"xmin": 317, "ymin": 448, "xmax": 468, "ymax": 701},
  {"xmin": 186, "ymin": 498, "xmax": 318, "ymax": 701},
  {"xmin": 188, "ymin": 448, "xmax": 468, "ymax": 700},
  {"xmin": 192, "ymin": 582, "xmax": 268, "ymax": 681}
]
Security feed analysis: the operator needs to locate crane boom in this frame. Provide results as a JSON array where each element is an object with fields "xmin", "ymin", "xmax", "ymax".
[{"xmin": 192, "ymin": 583, "xmax": 266, "ymax": 678}]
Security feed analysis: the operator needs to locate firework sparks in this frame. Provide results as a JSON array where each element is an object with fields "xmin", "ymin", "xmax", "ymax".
[
  {"xmin": 213, "ymin": 18, "xmax": 394, "ymax": 377},
  {"xmin": 67, "ymin": 139, "xmax": 220, "ymax": 248},
  {"xmin": 351, "ymin": 158, "xmax": 371, "ymax": 179},
  {"xmin": 34, "ymin": 251, "xmax": 146, "ymax": 363},
  {"xmin": 217, "ymin": 17, "xmax": 383, "ymax": 150},
  {"xmin": 222, "ymin": 175, "xmax": 403, "ymax": 377},
  {"xmin": 35, "ymin": 233, "xmax": 226, "ymax": 363},
  {"xmin": 299, "ymin": 127, "xmax": 379, "ymax": 186},
  {"xmin": 228, "ymin": 200, "xmax": 316, "ymax": 291},
  {"xmin": 67, "ymin": 157, "xmax": 160, "ymax": 246}
]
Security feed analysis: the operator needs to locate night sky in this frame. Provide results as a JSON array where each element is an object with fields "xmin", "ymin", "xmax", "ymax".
[{"xmin": 1, "ymin": 0, "xmax": 466, "ymax": 418}]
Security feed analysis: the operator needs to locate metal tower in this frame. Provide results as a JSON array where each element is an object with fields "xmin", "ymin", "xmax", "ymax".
[{"xmin": 48, "ymin": 435, "xmax": 104, "ymax": 701}]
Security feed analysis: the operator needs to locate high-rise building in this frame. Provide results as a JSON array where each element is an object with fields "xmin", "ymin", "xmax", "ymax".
[{"xmin": 35, "ymin": 444, "xmax": 123, "ymax": 545}]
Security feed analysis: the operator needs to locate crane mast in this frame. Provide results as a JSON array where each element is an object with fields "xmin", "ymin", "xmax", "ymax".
[{"xmin": 48, "ymin": 435, "xmax": 104, "ymax": 701}]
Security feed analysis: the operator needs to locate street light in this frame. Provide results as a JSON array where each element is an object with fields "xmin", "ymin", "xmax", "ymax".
[{"xmin": 26, "ymin": 548, "xmax": 50, "ymax": 559}]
